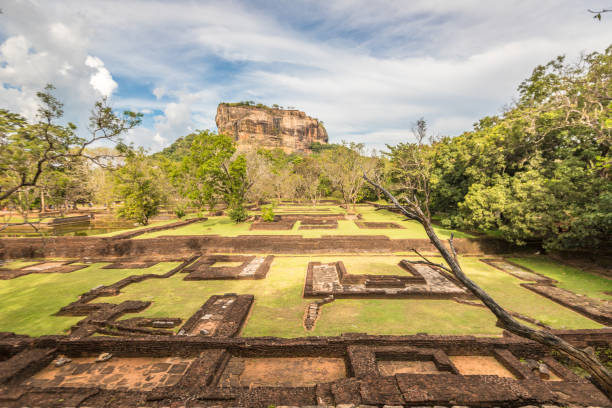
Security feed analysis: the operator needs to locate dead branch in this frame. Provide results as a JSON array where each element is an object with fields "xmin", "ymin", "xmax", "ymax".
[
  {"xmin": 363, "ymin": 171, "xmax": 612, "ymax": 394},
  {"xmin": 452, "ymin": 298, "xmax": 552, "ymax": 330},
  {"xmin": 408, "ymin": 248, "xmax": 452, "ymax": 273}
]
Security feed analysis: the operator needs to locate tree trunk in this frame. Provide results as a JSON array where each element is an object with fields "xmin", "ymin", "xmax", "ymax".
[
  {"xmin": 363, "ymin": 174, "xmax": 612, "ymax": 395},
  {"xmin": 420, "ymin": 219, "xmax": 612, "ymax": 394}
]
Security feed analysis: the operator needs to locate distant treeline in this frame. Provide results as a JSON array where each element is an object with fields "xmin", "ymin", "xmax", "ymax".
[{"xmin": 2, "ymin": 46, "xmax": 609, "ymax": 252}]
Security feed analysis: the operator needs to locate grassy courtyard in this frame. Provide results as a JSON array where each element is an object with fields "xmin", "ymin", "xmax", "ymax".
[
  {"xmin": 136, "ymin": 205, "xmax": 474, "ymax": 239},
  {"xmin": 0, "ymin": 262, "xmax": 180, "ymax": 336},
  {"xmin": 0, "ymin": 253, "xmax": 608, "ymax": 338}
]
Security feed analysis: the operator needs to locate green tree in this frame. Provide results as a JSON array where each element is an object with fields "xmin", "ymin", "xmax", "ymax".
[
  {"xmin": 114, "ymin": 150, "xmax": 165, "ymax": 225},
  {"xmin": 173, "ymin": 131, "xmax": 250, "ymax": 221},
  {"xmin": 427, "ymin": 46, "xmax": 611, "ymax": 251},
  {"xmin": 294, "ymin": 155, "xmax": 331, "ymax": 206},
  {"xmin": 0, "ymin": 84, "xmax": 141, "ymax": 203},
  {"xmin": 321, "ymin": 142, "xmax": 373, "ymax": 210},
  {"xmin": 41, "ymin": 158, "xmax": 94, "ymax": 212}
]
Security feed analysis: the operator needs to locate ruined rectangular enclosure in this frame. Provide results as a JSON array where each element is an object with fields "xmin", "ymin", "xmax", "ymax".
[
  {"xmin": 1, "ymin": 331, "xmax": 610, "ymax": 407},
  {"xmin": 182, "ymin": 255, "xmax": 274, "ymax": 280},
  {"xmin": 303, "ymin": 260, "xmax": 470, "ymax": 298},
  {"xmin": 0, "ymin": 260, "xmax": 86, "ymax": 279}
]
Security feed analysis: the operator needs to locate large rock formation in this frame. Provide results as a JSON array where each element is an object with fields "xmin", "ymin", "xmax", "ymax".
[{"xmin": 215, "ymin": 103, "xmax": 328, "ymax": 153}]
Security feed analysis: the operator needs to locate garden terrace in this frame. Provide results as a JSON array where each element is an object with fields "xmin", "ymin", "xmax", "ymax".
[{"xmin": 1, "ymin": 255, "xmax": 608, "ymax": 340}]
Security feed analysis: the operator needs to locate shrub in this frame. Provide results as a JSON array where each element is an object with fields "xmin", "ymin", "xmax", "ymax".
[
  {"xmin": 228, "ymin": 206, "xmax": 248, "ymax": 222},
  {"xmin": 440, "ymin": 218, "xmax": 452, "ymax": 228},
  {"xmin": 174, "ymin": 207, "xmax": 186, "ymax": 219},
  {"xmin": 261, "ymin": 205, "xmax": 275, "ymax": 222}
]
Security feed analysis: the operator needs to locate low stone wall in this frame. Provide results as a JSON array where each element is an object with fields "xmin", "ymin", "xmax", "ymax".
[
  {"xmin": 1, "ymin": 331, "xmax": 610, "ymax": 407},
  {"xmin": 522, "ymin": 283, "xmax": 612, "ymax": 326},
  {"xmin": 111, "ymin": 217, "xmax": 207, "ymax": 239},
  {"xmin": 0, "ymin": 235, "xmax": 521, "ymax": 259}
]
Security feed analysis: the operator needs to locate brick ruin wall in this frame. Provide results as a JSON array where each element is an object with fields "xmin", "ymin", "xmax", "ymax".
[
  {"xmin": 1, "ymin": 331, "xmax": 611, "ymax": 407},
  {"xmin": 0, "ymin": 235, "xmax": 522, "ymax": 260}
]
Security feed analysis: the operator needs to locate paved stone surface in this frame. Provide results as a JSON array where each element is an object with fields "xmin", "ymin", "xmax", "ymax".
[
  {"xmin": 23, "ymin": 356, "xmax": 193, "ymax": 390},
  {"xmin": 309, "ymin": 262, "xmax": 465, "ymax": 297},
  {"xmin": 239, "ymin": 257, "xmax": 265, "ymax": 277},
  {"xmin": 313, "ymin": 264, "xmax": 341, "ymax": 293}
]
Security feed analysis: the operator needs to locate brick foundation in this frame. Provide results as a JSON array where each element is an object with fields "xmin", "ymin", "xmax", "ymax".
[
  {"xmin": 0, "ymin": 235, "xmax": 524, "ymax": 259},
  {"xmin": 0, "ymin": 331, "xmax": 609, "ymax": 407}
]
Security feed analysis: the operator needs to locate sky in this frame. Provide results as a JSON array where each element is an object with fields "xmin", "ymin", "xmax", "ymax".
[{"xmin": 0, "ymin": 0, "xmax": 611, "ymax": 152}]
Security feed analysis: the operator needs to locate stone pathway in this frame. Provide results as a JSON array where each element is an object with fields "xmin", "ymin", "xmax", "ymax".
[
  {"xmin": 312, "ymin": 264, "xmax": 341, "ymax": 293},
  {"xmin": 239, "ymin": 257, "xmax": 265, "ymax": 277}
]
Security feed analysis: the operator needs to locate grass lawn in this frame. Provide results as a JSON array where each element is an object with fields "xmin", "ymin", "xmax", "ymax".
[
  {"xmin": 0, "ymin": 260, "xmax": 41, "ymax": 269},
  {"xmin": 136, "ymin": 205, "xmax": 474, "ymax": 240},
  {"xmin": 457, "ymin": 256, "xmax": 606, "ymax": 330},
  {"xmin": 0, "ymin": 262, "xmax": 180, "ymax": 336},
  {"xmin": 1, "ymin": 254, "xmax": 605, "ymax": 338},
  {"xmin": 508, "ymin": 256, "xmax": 612, "ymax": 301},
  {"xmin": 93, "ymin": 255, "xmax": 603, "ymax": 338}
]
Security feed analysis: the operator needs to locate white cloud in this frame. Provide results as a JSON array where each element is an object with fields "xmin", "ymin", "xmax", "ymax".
[
  {"xmin": 153, "ymin": 133, "xmax": 166, "ymax": 147},
  {"xmin": 85, "ymin": 55, "xmax": 117, "ymax": 97},
  {"xmin": 152, "ymin": 87, "xmax": 166, "ymax": 100},
  {"xmin": 0, "ymin": 0, "xmax": 610, "ymax": 151}
]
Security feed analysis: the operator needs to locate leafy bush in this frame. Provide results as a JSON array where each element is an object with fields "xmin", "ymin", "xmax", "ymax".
[
  {"xmin": 174, "ymin": 207, "xmax": 186, "ymax": 219},
  {"xmin": 261, "ymin": 205, "xmax": 275, "ymax": 222},
  {"xmin": 440, "ymin": 218, "xmax": 452, "ymax": 229},
  {"xmin": 228, "ymin": 206, "xmax": 248, "ymax": 223}
]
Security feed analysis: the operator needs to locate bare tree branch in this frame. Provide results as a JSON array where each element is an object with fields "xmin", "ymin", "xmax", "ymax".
[
  {"xmin": 363, "ymin": 167, "xmax": 612, "ymax": 394},
  {"xmin": 588, "ymin": 8, "xmax": 612, "ymax": 20},
  {"xmin": 408, "ymin": 248, "xmax": 452, "ymax": 273},
  {"xmin": 452, "ymin": 298, "xmax": 552, "ymax": 330}
]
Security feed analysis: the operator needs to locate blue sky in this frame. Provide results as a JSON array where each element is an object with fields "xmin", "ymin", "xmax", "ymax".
[{"xmin": 0, "ymin": 0, "xmax": 611, "ymax": 152}]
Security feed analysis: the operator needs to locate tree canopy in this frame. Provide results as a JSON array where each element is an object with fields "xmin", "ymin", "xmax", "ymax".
[
  {"xmin": 426, "ymin": 46, "xmax": 611, "ymax": 251},
  {"xmin": 0, "ymin": 85, "xmax": 141, "ymax": 203}
]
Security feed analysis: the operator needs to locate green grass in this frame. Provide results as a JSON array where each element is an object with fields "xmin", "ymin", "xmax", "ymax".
[
  {"xmin": 136, "ymin": 205, "xmax": 474, "ymax": 240},
  {"xmin": 0, "ymin": 262, "xmax": 180, "ymax": 336},
  {"xmin": 508, "ymin": 256, "xmax": 612, "ymax": 301},
  {"xmin": 355, "ymin": 206, "xmax": 475, "ymax": 239},
  {"xmin": 460, "ymin": 256, "xmax": 606, "ymax": 329},
  {"xmin": 93, "ymin": 255, "xmax": 602, "ymax": 338},
  {"xmin": 1, "ymin": 254, "xmax": 605, "ymax": 338},
  {"xmin": 1, "ymin": 260, "xmax": 40, "ymax": 269},
  {"xmin": 0, "ymin": 216, "xmax": 44, "ymax": 223}
]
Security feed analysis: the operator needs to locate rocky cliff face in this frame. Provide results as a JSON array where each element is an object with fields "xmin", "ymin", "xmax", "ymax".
[{"xmin": 215, "ymin": 103, "xmax": 328, "ymax": 153}]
